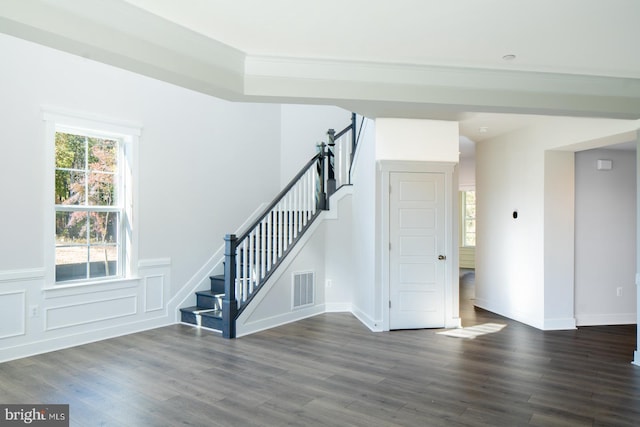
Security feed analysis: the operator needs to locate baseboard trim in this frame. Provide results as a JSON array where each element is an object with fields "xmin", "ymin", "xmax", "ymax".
[
  {"xmin": 325, "ymin": 302, "xmax": 352, "ymax": 313},
  {"xmin": 236, "ymin": 305, "xmax": 325, "ymax": 338},
  {"xmin": 576, "ymin": 312, "xmax": 636, "ymax": 326},
  {"xmin": 0, "ymin": 316, "xmax": 172, "ymax": 363},
  {"xmin": 474, "ymin": 297, "xmax": 544, "ymax": 330},
  {"xmin": 351, "ymin": 306, "xmax": 383, "ymax": 332},
  {"xmin": 543, "ymin": 317, "xmax": 576, "ymax": 330}
]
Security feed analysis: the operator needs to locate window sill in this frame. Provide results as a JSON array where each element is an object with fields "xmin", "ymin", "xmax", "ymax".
[{"xmin": 43, "ymin": 276, "xmax": 140, "ymax": 299}]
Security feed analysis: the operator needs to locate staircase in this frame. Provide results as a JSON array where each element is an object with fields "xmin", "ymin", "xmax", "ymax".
[
  {"xmin": 179, "ymin": 114, "xmax": 359, "ymax": 337},
  {"xmin": 179, "ymin": 275, "xmax": 224, "ymax": 330}
]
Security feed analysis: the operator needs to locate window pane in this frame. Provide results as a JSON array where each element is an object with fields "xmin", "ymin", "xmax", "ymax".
[
  {"xmin": 465, "ymin": 233, "xmax": 476, "ymax": 247},
  {"xmin": 465, "ymin": 204, "xmax": 476, "ymax": 219},
  {"xmin": 89, "ymin": 212, "xmax": 118, "ymax": 243},
  {"xmin": 89, "ymin": 246, "xmax": 118, "ymax": 278},
  {"xmin": 56, "ymin": 211, "xmax": 88, "ymax": 243},
  {"xmin": 55, "ymin": 132, "xmax": 86, "ymax": 170},
  {"xmin": 465, "ymin": 219, "xmax": 476, "ymax": 233},
  {"xmin": 465, "ymin": 191, "xmax": 476, "ymax": 205},
  {"xmin": 55, "ymin": 170, "xmax": 86, "ymax": 205},
  {"xmin": 55, "ymin": 246, "xmax": 88, "ymax": 282},
  {"xmin": 88, "ymin": 137, "xmax": 118, "ymax": 173},
  {"xmin": 87, "ymin": 172, "xmax": 116, "ymax": 206}
]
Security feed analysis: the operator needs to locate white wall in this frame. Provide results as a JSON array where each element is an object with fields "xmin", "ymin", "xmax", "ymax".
[
  {"xmin": 350, "ymin": 119, "xmax": 379, "ymax": 329},
  {"xmin": 543, "ymin": 150, "xmax": 576, "ymax": 329},
  {"xmin": 575, "ymin": 148, "xmax": 637, "ymax": 325},
  {"xmin": 375, "ymin": 118, "xmax": 459, "ymax": 162},
  {"xmin": 458, "ymin": 136, "xmax": 476, "ymax": 191},
  {"xmin": 324, "ymin": 192, "xmax": 355, "ymax": 310},
  {"xmin": 0, "ymin": 33, "xmax": 359, "ymax": 361},
  {"xmin": 279, "ymin": 105, "xmax": 353, "ymax": 186},
  {"xmin": 476, "ymin": 116, "xmax": 640, "ymax": 331},
  {"xmin": 477, "ymin": 133, "xmax": 544, "ymax": 327}
]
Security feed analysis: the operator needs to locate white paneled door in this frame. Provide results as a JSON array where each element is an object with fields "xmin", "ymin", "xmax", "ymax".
[{"xmin": 389, "ymin": 172, "xmax": 446, "ymax": 329}]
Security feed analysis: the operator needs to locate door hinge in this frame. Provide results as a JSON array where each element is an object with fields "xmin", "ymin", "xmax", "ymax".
[
  {"xmin": 389, "ymin": 300, "xmax": 391, "ymax": 308},
  {"xmin": 389, "ymin": 242, "xmax": 391, "ymax": 251}
]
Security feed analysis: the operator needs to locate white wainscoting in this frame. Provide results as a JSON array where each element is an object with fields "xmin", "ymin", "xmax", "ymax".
[
  {"xmin": 0, "ymin": 291, "xmax": 26, "ymax": 339},
  {"xmin": 144, "ymin": 275, "xmax": 165, "ymax": 313},
  {"xmin": 0, "ymin": 260, "xmax": 172, "ymax": 363},
  {"xmin": 45, "ymin": 295, "xmax": 138, "ymax": 331}
]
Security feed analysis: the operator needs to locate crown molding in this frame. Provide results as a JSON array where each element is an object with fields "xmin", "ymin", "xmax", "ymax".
[{"xmin": 1, "ymin": 0, "xmax": 640, "ymax": 119}]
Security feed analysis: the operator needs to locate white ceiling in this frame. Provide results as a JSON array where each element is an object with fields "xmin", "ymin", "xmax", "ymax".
[
  {"xmin": 123, "ymin": 0, "xmax": 640, "ymax": 79},
  {"xmin": 1, "ymin": 0, "xmax": 639, "ymax": 147}
]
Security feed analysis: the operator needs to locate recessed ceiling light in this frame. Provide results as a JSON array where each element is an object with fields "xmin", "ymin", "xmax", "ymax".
[
  {"xmin": 479, "ymin": 126, "xmax": 489, "ymax": 133},
  {"xmin": 502, "ymin": 54, "xmax": 517, "ymax": 61}
]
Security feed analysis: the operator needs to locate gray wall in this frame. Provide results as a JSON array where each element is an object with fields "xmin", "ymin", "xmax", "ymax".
[{"xmin": 575, "ymin": 148, "xmax": 637, "ymax": 325}]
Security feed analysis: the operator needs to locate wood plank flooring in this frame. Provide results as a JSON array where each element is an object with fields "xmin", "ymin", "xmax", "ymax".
[{"xmin": 1, "ymin": 270, "xmax": 640, "ymax": 426}]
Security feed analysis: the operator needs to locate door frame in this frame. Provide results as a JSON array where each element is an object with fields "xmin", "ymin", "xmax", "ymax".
[{"xmin": 378, "ymin": 160, "xmax": 461, "ymax": 331}]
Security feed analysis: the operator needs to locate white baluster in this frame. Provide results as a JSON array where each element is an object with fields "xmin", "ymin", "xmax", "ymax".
[
  {"xmin": 248, "ymin": 231, "xmax": 254, "ymax": 295},
  {"xmin": 293, "ymin": 181, "xmax": 299, "ymax": 237},
  {"xmin": 235, "ymin": 246, "xmax": 241, "ymax": 304},
  {"xmin": 278, "ymin": 204, "xmax": 283, "ymax": 258},
  {"xmin": 242, "ymin": 239, "xmax": 248, "ymax": 302},
  {"xmin": 266, "ymin": 212, "xmax": 272, "ymax": 271},
  {"xmin": 260, "ymin": 219, "xmax": 266, "ymax": 279}
]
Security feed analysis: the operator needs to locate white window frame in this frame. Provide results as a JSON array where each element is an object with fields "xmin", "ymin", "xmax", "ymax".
[{"xmin": 43, "ymin": 107, "xmax": 140, "ymax": 287}]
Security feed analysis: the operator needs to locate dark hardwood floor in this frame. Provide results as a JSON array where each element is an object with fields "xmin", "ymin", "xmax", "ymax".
[{"xmin": 2, "ymin": 270, "xmax": 640, "ymax": 426}]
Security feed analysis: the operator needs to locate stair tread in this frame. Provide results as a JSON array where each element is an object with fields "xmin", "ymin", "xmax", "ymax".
[
  {"xmin": 195, "ymin": 290, "xmax": 224, "ymax": 297},
  {"xmin": 180, "ymin": 306, "xmax": 223, "ymax": 318}
]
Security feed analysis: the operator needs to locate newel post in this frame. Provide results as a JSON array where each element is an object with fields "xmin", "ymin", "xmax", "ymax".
[
  {"xmin": 326, "ymin": 128, "xmax": 336, "ymax": 203},
  {"xmin": 223, "ymin": 234, "xmax": 238, "ymax": 339},
  {"xmin": 316, "ymin": 143, "xmax": 327, "ymax": 210}
]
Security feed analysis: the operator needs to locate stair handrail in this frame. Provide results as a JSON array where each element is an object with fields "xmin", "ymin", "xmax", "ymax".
[
  {"xmin": 235, "ymin": 151, "xmax": 324, "ymax": 245},
  {"xmin": 222, "ymin": 113, "xmax": 360, "ymax": 338},
  {"xmin": 222, "ymin": 147, "xmax": 327, "ymax": 338},
  {"xmin": 326, "ymin": 113, "xmax": 358, "ymax": 203}
]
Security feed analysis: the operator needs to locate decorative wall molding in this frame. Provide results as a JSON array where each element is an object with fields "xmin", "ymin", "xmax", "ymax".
[
  {"xmin": 43, "ymin": 278, "xmax": 138, "ymax": 299},
  {"xmin": 0, "ymin": 316, "xmax": 172, "ymax": 363},
  {"xmin": 0, "ymin": 268, "xmax": 45, "ymax": 283},
  {"xmin": 138, "ymin": 258, "xmax": 172, "ymax": 269},
  {"xmin": 0, "ymin": 291, "xmax": 26, "ymax": 339},
  {"xmin": 45, "ymin": 295, "xmax": 137, "ymax": 331},
  {"xmin": 144, "ymin": 275, "xmax": 164, "ymax": 313},
  {"xmin": 42, "ymin": 105, "xmax": 143, "ymax": 136}
]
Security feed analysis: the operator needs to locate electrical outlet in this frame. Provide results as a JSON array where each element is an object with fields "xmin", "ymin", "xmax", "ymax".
[
  {"xmin": 29, "ymin": 305, "xmax": 39, "ymax": 318},
  {"xmin": 326, "ymin": 279, "xmax": 332, "ymax": 288},
  {"xmin": 616, "ymin": 287, "xmax": 623, "ymax": 297}
]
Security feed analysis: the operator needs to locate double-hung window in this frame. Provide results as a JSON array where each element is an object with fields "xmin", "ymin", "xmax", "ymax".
[
  {"xmin": 55, "ymin": 130, "xmax": 122, "ymax": 282},
  {"xmin": 44, "ymin": 108, "xmax": 139, "ymax": 285}
]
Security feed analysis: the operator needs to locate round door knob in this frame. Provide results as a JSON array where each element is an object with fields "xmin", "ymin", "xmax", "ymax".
[{"xmin": 438, "ymin": 255, "xmax": 446, "ymax": 260}]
